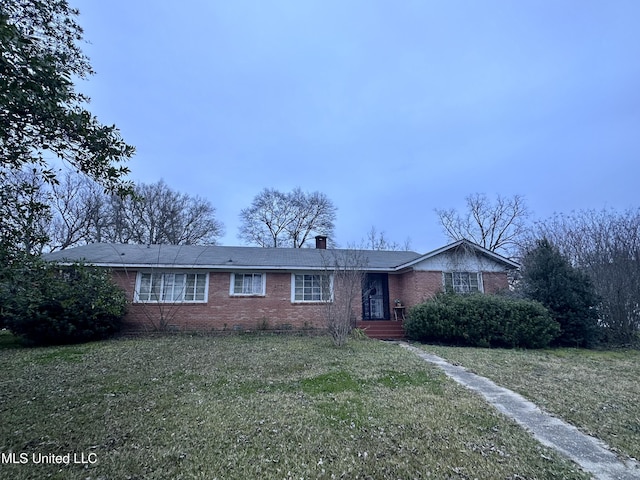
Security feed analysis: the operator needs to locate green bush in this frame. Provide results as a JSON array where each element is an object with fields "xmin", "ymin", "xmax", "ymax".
[
  {"xmin": 2, "ymin": 259, "xmax": 127, "ymax": 346},
  {"xmin": 404, "ymin": 293, "xmax": 560, "ymax": 349},
  {"xmin": 520, "ymin": 238, "xmax": 601, "ymax": 348}
]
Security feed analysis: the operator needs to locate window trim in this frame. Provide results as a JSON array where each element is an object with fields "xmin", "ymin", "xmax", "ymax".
[
  {"xmin": 443, "ymin": 271, "xmax": 483, "ymax": 294},
  {"xmin": 291, "ymin": 273, "xmax": 334, "ymax": 303},
  {"xmin": 229, "ymin": 272, "xmax": 266, "ymax": 296},
  {"xmin": 134, "ymin": 271, "xmax": 209, "ymax": 303}
]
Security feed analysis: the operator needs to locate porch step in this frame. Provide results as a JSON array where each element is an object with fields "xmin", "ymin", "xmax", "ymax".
[{"xmin": 356, "ymin": 320, "xmax": 405, "ymax": 340}]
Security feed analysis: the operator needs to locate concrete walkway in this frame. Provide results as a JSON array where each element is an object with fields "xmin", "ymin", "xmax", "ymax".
[{"xmin": 400, "ymin": 343, "xmax": 640, "ymax": 480}]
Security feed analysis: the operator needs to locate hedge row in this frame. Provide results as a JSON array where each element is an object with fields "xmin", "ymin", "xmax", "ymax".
[
  {"xmin": 404, "ymin": 293, "xmax": 560, "ymax": 349},
  {"xmin": 1, "ymin": 260, "xmax": 127, "ymax": 346}
]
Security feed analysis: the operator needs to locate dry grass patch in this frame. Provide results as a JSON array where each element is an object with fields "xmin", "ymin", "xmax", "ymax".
[
  {"xmin": 422, "ymin": 344, "xmax": 640, "ymax": 462},
  {"xmin": 0, "ymin": 334, "xmax": 589, "ymax": 479}
]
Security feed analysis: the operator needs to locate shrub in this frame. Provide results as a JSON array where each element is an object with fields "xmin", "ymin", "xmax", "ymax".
[
  {"xmin": 405, "ymin": 293, "xmax": 560, "ymax": 349},
  {"xmin": 520, "ymin": 238, "xmax": 601, "ymax": 348},
  {"xmin": 3, "ymin": 259, "xmax": 127, "ymax": 346}
]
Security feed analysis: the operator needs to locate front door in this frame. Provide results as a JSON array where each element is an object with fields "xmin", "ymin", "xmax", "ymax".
[{"xmin": 362, "ymin": 273, "xmax": 389, "ymax": 320}]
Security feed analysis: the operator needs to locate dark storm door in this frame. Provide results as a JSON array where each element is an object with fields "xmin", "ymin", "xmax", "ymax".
[{"xmin": 362, "ymin": 273, "xmax": 389, "ymax": 320}]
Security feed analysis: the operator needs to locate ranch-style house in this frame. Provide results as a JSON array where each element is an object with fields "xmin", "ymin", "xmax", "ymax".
[{"xmin": 44, "ymin": 237, "xmax": 519, "ymax": 338}]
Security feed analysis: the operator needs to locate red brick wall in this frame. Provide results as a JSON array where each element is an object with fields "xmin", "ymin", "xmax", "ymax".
[
  {"xmin": 391, "ymin": 270, "xmax": 511, "ymax": 310},
  {"xmin": 397, "ymin": 271, "xmax": 444, "ymax": 308},
  {"xmin": 112, "ymin": 270, "xmax": 328, "ymax": 332},
  {"xmin": 388, "ymin": 274, "xmax": 404, "ymax": 310},
  {"xmin": 111, "ymin": 268, "xmax": 511, "ymax": 332},
  {"xmin": 482, "ymin": 271, "xmax": 510, "ymax": 293}
]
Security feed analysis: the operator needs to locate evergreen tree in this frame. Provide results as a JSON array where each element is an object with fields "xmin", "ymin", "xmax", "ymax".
[
  {"xmin": 521, "ymin": 238, "xmax": 600, "ymax": 347},
  {"xmin": 1, "ymin": 0, "xmax": 134, "ymax": 191},
  {"xmin": 2, "ymin": 259, "xmax": 127, "ymax": 346}
]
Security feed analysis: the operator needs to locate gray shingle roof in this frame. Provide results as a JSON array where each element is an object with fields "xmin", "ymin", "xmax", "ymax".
[{"xmin": 43, "ymin": 243, "xmax": 422, "ymax": 271}]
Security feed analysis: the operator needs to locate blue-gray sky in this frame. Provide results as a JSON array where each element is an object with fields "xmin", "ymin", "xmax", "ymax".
[{"xmin": 72, "ymin": 1, "xmax": 640, "ymax": 252}]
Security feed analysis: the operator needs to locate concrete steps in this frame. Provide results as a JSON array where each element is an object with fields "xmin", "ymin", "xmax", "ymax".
[{"xmin": 356, "ymin": 320, "xmax": 405, "ymax": 340}]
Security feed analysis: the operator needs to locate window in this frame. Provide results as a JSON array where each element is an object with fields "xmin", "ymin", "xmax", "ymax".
[
  {"xmin": 292, "ymin": 273, "xmax": 332, "ymax": 302},
  {"xmin": 136, "ymin": 272, "xmax": 207, "ymax": 303},
  {"xmin": 443, "ymin": 272, "xmax": 482, "ymax": 293},
  {"xmin": 230, "ymin": 273, "xmax": 265, "ymax": 296}
]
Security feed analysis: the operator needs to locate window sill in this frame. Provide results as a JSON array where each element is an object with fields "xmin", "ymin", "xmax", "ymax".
[
  {"xmin": 291, "ymin": 300, "xmax": 333, "ymax": 304},
  {"xmin": 133, "ymin": 301, "xmax": 208, "ymax": 304}
]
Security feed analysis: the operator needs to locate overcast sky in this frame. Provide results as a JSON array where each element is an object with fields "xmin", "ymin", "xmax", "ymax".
[{"xmin": 71, "ymin": 1, "xmax": 640, "ymax": 252}]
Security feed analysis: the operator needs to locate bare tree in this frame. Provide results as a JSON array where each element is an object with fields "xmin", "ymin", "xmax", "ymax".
[
  {"xmin": 44, "ymin": 175, "xmax": 224, "ymax": 249},
  {"xmin": 435, "ymin": 193, "xmax": 529, "ymax": 257},
  {"xmin": 322, "ymin": 249, "xmax": 369, "ymax": 347},
  {"xmin": 364, "ymin": 225, "xmax": 412, "ymax": 251},
  {"xmin": 47, "ymin": 171, "xmax": 105, "ymax": 251},
  {"xmin": 287, "ymin": 189, "xmax": 337, "ymax": 248},
  {"xmin": 110, "ymin": 180, "xmax": 224, "ymax": 245},
  {"xmin": 95, "ymin": 194, "xmax": 131, "ymax": 244},
  {"xmin": 239, "ymin": 187, "xmax": 336, "ymax": 248},
  {"xmin": 238, "ymin": 188, "xmax": 293, "ymax": 247},
  {"xmin": 532, "ymin": 209, "xmax": 640, "ymax": 345},
  {"xmin": 0, "ymin": 167, "xmax": 51, "ymax": 255}
]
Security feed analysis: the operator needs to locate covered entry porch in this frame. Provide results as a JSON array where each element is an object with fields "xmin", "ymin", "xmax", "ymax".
[{"xmin": 358, "ymin": 272, "xmax": 405, "ymax": 339}]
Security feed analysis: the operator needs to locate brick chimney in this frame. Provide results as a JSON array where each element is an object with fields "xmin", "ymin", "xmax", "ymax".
[{"xmin": 315, "ymin": 235, "xmax": 327, "ymax": 249}]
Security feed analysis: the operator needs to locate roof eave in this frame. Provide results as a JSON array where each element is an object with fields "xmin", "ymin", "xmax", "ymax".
[
  {"xmin": 47, "ymin": 261, "xmax": 398, "ymax": 272},
  {"xmin": 394, "ymin": 239, "xmax": 521, "ymax": 270}
]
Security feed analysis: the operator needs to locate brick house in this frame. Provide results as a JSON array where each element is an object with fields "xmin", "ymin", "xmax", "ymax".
[{"xmin": 44, "ymin": 238, "xmax": 518, "ymax": 338}]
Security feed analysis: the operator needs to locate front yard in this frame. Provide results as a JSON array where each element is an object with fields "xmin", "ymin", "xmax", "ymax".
[
  {"xmin": 423, "ymin": 345, "xmax": 640, "ymax": 463},
  {"xmin": 0, "ymin": 333, "xmax": 591, "ymax": 479}
]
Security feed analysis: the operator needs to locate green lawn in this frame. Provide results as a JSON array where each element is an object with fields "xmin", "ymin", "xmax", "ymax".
[
  {"xmin": 422, "ymin": 344, "xmax": 640, "ymax": 463},
  {"xmin": 0, "ymin": 333, "xmax": 589, "ymax": 479}
]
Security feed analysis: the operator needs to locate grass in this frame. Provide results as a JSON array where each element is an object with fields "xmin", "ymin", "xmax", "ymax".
[
  {"xmin": 0, "ymin": 329, "xmax": 22, "ymax": 349},
  {"xmin": 0, "ymin": 333, "xmax": 590, "ymax": 479},
  {"xmin": 421, "ymin": 344, "xmax": 640, "ymax": 462}
]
